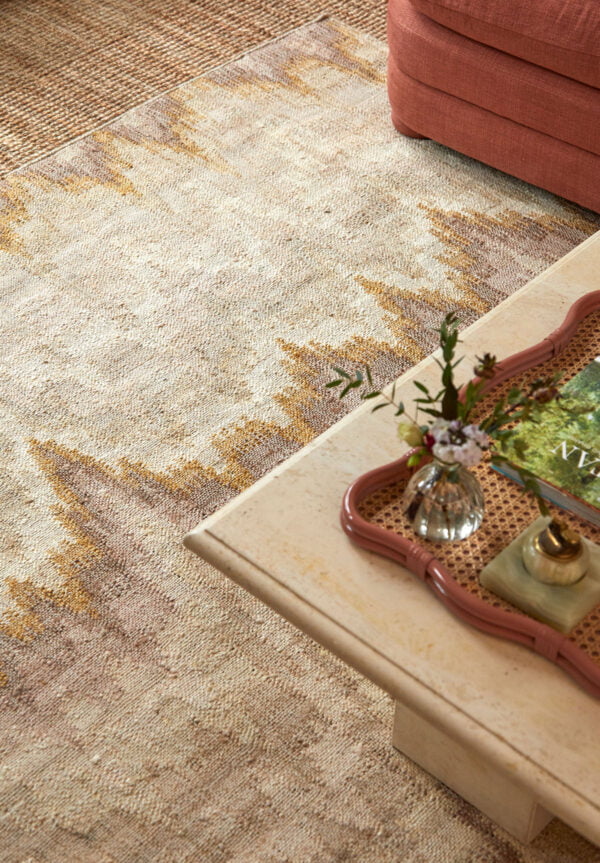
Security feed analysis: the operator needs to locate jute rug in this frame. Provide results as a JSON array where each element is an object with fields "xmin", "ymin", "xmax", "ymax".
[
  {"xmin": 0, "ymin": 0, "xmax": 384, "ymax": 174},
  {"xmin": 1, "ymin": 17, "xmax": 599, "ymax": 863}
]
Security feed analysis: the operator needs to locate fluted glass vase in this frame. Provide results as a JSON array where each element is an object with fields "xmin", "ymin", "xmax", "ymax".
[{"xmin": 402, "ymin": 458, "xmax": 484, "ymax": 542}]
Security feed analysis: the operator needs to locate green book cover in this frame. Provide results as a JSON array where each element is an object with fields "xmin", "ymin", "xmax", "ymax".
[{"xmin": 495, "ymin": 356, "xmax": 600, "ymax": 525}]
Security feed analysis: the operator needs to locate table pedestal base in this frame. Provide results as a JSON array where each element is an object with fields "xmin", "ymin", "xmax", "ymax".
[{"xmin": 392, "ymin": 701, "xmax": 554, "ymax": 843}]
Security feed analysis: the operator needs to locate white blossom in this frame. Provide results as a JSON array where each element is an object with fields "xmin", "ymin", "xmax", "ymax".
[
  {"xmin": 463, "ymin": 424, "xmax": 490, "ymax": 448},
  {"xmin": 429, "ymin": 420, "xmax": 488, "ymax": 467}
]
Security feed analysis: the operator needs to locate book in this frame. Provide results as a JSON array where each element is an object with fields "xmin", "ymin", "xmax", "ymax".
[{"xmin": 492, "ymin": 356, "xmax": 600, "ymax": 527}]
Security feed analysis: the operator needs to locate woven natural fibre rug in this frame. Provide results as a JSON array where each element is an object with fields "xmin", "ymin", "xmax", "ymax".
[
  {"xmin": 0, "ymin": 0, "xmax": 385, "ymax": 174},
  {"xmin": 1, "ymin": 18, "xmax": 599, "ymax": 863}
]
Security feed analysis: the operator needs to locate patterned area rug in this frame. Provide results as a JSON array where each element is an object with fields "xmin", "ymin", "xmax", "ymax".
[
  {"xmin": 0, "ymin": 0, "xmax": 385, "ymax": 174},
  {"xmin": 1, "ymin": 18, "xmax": 599, "ymax": 862}
]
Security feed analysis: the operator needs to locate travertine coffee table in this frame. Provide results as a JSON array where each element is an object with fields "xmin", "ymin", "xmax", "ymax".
[{"xmin": 184, "ymin": 231, "xmax": 600, "ymax": 845}]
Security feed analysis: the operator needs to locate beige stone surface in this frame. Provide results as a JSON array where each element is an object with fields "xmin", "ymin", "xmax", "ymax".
[
  {"xmin": 185, "ymin": 230, "xmax": 600, "ymax": 846},
  {"xmin": 392, "ymin": 701, "xmax": 554, "ymax": 843}
]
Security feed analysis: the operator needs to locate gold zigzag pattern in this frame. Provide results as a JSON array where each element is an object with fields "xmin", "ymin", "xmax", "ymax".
[
  {"xmin": 2, "ymin": 295, "xmax": 417, "ymax": 656},
  {"xmin": 422, "ymin": 205, "xmax": 599, "ymax": 313},
  {"xmin": 2, "ymin": 204, "xmax": 598, "ymax": 675},
  {"xmin": 0, "ymin": 21, "xmax": 385, "ymax": 258}
]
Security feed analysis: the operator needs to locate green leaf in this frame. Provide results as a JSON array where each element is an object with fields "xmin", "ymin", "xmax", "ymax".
[
  {"xmin": 371, "ymin": 402, "xmax": 390, "ymax": 412},
  {"xmin": 418, "ymin": 408, "xmax": 443, "ymax": 418},
  {"xmin": 538, "ymin": 498, "xmax": 550, "ymax": 517},
  {"xmin": 325, "ymin": 379, "xmax": 342, "ymax": 388},
  {"xmin": 441, "ymin": 382, "xmax": 459, "ymax": 420},
  {"xmin": 414, "ymin": 381, "xmax": 430, "ymax": 394},
  {"xmin": 365, "ymin": 365, "xmax": 373, "ymax": 386},
  {"xmin": 512, "ymin": 438, "xmax": 529, "ymax": 458},
  {"xmin": 362, "ymin": 391, "xmax": 382, "ymax": 399},
  {"xmin": 508, "ymin": 408, "xmax": 527, "ymax": 422},
  {"xmin": 332, "ymin": 366, "xmax": 350, "ymax": 379}
]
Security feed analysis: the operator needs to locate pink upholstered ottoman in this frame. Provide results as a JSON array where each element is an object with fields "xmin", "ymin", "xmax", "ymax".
[{"xmin": 387, "ymin": 0, "xmax": 600, "ymax": 212}]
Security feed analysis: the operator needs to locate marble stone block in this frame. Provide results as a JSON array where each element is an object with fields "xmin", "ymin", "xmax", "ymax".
[{"xmin": 480, "ymin": 517, "xmax": 600, "ymax": 633}]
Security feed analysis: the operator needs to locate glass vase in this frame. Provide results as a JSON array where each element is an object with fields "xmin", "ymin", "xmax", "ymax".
[{"xmin": 402, "ymin": 458, "xmax": 484, "ymax": 542}]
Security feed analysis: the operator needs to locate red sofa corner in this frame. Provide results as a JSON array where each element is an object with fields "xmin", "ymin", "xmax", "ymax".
[{"xmin": 387, "ymin": 0, "xmax": 600, "ymax": 212}]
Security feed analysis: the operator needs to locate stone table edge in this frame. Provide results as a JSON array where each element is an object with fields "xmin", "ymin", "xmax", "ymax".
[{"xmin": 184, "ymin": 526, "xmax": 600, "ymax": 845}]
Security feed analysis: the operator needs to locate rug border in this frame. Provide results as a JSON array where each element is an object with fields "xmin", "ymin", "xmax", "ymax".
[{"xmin": 4, "ymin": 13, "xmax": 380, "ymax": 179}]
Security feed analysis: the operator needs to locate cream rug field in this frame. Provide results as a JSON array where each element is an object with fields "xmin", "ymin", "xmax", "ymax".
[{"xmin": 1, "ymin": 18, "xmax": 599, "ymax": 863}]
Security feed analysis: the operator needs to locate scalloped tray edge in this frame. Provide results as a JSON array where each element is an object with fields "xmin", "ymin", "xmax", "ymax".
[{"xmin": 340, "ymin": 290, "xmax": 600, "ymax": 698}]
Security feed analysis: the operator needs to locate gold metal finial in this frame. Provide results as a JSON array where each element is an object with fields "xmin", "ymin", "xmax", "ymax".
[{"xmin": 534, "ymin": 519, "xmax": 583, "ymax": 561}]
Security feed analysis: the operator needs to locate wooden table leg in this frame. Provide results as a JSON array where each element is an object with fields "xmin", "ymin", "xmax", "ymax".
[{"xmin": 392, "ymin": 701, "xmax": 554, "ymax": 843}]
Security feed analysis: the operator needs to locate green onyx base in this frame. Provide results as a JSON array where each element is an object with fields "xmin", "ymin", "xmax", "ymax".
[{"xmin": 480, "ymin": 517, "xmax": 600, "ymax": 634}]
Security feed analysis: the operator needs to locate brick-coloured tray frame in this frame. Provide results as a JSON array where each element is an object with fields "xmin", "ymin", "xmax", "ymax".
[{"xmin": 340, "ymin": 291, "xmax": 600, "ymax": 698}]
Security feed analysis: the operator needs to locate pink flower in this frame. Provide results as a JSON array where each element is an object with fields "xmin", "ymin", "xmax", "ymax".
[{"xmin": 424, "ymin": 432, "xmax": 436, "ymax": 452}]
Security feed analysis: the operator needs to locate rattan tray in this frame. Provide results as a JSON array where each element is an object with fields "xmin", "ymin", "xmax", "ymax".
[{"xmin": 341, "ymin": 291, "xmax": 600, "ymax": 698}]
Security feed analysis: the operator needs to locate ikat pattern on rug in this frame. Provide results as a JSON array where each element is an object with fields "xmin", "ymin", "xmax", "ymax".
[{"xmin": 1, "ymin": 19, "xmax": 599, "ymax": 862}]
